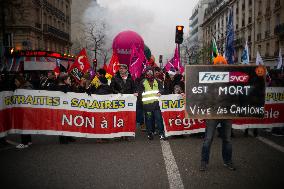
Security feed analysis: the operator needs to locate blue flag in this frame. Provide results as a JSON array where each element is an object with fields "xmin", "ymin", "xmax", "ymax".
[
  {"xmin": 241, "ymin": 41, "xmax": 249, "ymax": 64},
  {"xmin": 225, "ymin": 8, "xmax": 235, "ymax": 64}
]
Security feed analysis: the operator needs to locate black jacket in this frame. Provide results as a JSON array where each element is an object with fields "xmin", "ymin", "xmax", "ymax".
[
  {"xmin": 52, "ymin": 84, "xmax": 71, "ymax": 93},
  {"xmin": 110, "ymin": 72, "xmax": 135, "ymax": 94},
  {"xmin": 94, "ymin": 84, "xmax": 113, "ymax": 95}
]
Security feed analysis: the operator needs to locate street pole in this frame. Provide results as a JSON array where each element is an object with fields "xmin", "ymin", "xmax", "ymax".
[{"xmin": 178, "ymin": 43, "xmax": 181, "ymax": 69}]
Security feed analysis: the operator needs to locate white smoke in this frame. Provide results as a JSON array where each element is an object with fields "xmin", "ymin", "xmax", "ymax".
[{"xmin": 82, "ymin": 0, "xmax": 198, "ymax": 60}]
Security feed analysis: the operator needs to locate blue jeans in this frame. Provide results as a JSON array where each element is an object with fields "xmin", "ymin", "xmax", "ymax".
[
  {"xmin": 136, "ymin": 105, "xmax": 144, "ymax": 125},
  {"xmin": 201, "ymin": 119, "xmax": 232, "ymax": 164},
  {"xmin": 144, "ymin": 109, "xmax": 164, "ymax": 136}
]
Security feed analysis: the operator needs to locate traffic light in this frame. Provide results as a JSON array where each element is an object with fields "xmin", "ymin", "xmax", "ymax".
[
  {"xmin": 93, "ymin": 59, "xmax": 97, "ymax": 68},
  {"xmin": 175, "ymin": 25, "xmax": 184, "ymax": 44}
]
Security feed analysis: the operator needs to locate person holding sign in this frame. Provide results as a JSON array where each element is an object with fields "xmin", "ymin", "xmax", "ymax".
[{"xmin": 200, "ymin": 55, "xmax": 236, "ymax": 171}]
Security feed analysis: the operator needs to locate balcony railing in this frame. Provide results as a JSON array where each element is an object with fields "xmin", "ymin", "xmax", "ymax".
[
  {"xmin": 42, "ymin": 0, "xmax": 65, "ymax": 21},
  {"xmin": 43, "ymin": 24, "xmax": 69, "ymax": 41}
]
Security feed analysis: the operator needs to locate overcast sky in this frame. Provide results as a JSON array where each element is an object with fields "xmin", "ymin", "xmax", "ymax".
[{"xmin": 83, "ymin": 0, "xmax": 199, "ymax": 60}]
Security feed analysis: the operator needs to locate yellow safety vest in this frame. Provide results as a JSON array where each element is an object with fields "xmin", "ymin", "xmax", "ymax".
[{"xmin": 142, "ymin": 79, "xmax": 159, "ymax": 104}]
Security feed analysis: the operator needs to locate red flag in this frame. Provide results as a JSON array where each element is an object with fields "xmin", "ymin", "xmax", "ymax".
[
  {"xmin": 107, "ymin": 52, "xmax": 119, "ymax": 76},
  {"xmin": 103, "ymin": 62, "xmax": 108, "ymax": 71},
  {"xmin": 68, "ymin": 48, "xmax": 91, "ymax": 81},
  {"xmin": 164, "ymin": 45, "xmax": 184, "ymax": 74}
]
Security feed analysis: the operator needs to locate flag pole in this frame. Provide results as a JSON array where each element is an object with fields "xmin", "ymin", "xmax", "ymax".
[{"xmin": 178, "ymin": 44, "xmax": 181, "ymax": 69}]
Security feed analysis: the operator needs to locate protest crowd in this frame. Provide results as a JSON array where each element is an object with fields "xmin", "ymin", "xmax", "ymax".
[{"xmin": 0, "ymin": 44, "xmax": 284, "ymax": 174}]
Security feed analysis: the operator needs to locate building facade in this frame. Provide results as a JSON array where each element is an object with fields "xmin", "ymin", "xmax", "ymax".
[
  {"xmin": 70, "ymin": 0, "xmax": 94, "ymax": 54},
  {"xmin": 0, "ymin": 0, "xmax": 72, "ymax": 54},
  {"xmin": 202, "ymin": 0, "xmax": 284, "ymax": 68},
  {"xmin": 189, "ymin": 0, "xmax": 214, "ymax": 47},
  {"xmin": 182, "ymin": 0, "xmax": 214, "ymax": 65}
]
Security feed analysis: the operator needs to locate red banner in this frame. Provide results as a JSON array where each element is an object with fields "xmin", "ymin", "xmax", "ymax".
[
  {"xmin": 0, "ymin": 90, "xmax": 136, "ymax": 138},
  {"xmin": 160, "ymin": 87, "xmax": 284, "ymax": 137},
  {"xmin": 1, "ymin": 87, "xmax": 283, "ymax": 138}
]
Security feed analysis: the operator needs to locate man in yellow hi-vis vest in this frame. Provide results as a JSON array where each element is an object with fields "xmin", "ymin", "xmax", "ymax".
[{"xmin": 136, "ymin": 67, "xmax": 165, "ymax": 140}]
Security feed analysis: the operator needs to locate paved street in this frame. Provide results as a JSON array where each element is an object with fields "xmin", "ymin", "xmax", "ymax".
[{"xmin": 1, "ymin": 129, "xmax": 284, "ymax": 189}]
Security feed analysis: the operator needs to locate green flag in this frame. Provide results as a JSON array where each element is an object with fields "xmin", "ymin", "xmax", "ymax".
[{"xmin": 211, "ymin": 38, "xmax": 219, "ymax": 63}]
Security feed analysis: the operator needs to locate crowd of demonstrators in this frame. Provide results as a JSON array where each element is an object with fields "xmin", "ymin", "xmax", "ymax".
[
  {"xmin": 1, "ymin": 61, "xmax": 283, "ymax": 148},
  {"xmin": 0, "ymin": 64, "xmax": 186, "ymax": 146}
]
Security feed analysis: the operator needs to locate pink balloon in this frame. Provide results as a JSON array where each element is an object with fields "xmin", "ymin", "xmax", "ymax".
[{"xmin": 112, "ymin": 30, "xmax": 144, "ymax": 66}]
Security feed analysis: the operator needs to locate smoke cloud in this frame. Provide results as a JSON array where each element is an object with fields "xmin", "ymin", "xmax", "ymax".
[{"xmin": 82, "ymin": 0, "xmax": 198, "ymax": 60}]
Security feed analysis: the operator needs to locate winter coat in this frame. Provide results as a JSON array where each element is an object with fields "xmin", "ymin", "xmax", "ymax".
[
  {"xmin": 94, "ymin": 84, "xmax": 113, "ymax": 95},
  {"xmin": 110, "ymin": 72, "xmax": 135, "ymax": 94}
]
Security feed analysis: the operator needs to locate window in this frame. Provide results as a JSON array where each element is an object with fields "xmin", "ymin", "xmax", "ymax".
[
  {"xmin": 275, "ymin": 14, "xmax": 280, "ymax": 25},
  {"xmin": 266, "ymin": 43, "xmax": 270, "ymax": 56},
  {"xmin": 242, "ymin": 0, "xmax": 245, "ymax": 9},
  {"xmin": 266, "ymin": 18, "xmax": 270, "ymax": 32},
  {"xmin": 48, "ymin": 16, "xmax": 52, "ymax": 25},
  {"xmin": 258, "ymin": 21, "xmax": 262, "ymax": 32},
  {"xmin": 258, "ymin": 0, "xmax": 262, "ymax": 10},
  {"xmin": 249, "ymin": 0, "xmax": 252, "ymax": 6},
  {"xmin": 275, "ymin": 41, "xmax": 279, "ymax": 55}
]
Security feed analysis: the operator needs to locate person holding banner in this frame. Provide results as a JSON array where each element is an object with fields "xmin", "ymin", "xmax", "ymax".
[
  {"xmin": 14, "ymin": 75, "xmax": 33, "ymax": 149},
  {"xmin": 137, "ymin": 67, "xmax": 165, "ymax": 140},
  {"xmin": 53, "ymin": 73, "xmax": 76, "ymax": 144},
  {"xmin": 110, "ymin": 64, "xmax": 135, "ymax": 94},
  {"xmin": 110, "ymin": 64, "xmax": 136, "ymax": 141},
  {"xmin": 200, "ymin": 55, "xmax": 236, "ymax": 171}
]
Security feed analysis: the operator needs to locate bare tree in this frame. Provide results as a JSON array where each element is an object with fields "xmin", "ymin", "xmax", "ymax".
[
  {"xmin": 99, "ymin": 47, "xmax": 112, "ymax": 66},
  {"xmin": 181, "ymin": 36, "xmax": 212, "ymax": 65},
  {"xmin": 84, "ymin": 22, "xmax": 106, "ymax": 59},
  {"xmin": 71, "ymin": 19, "xmax": 110, "ymax": 68}
]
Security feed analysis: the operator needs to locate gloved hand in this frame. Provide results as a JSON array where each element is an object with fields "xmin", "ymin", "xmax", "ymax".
[{"xmin": 86, "ymin": 91, "xmax": 92, "ymax": 96}]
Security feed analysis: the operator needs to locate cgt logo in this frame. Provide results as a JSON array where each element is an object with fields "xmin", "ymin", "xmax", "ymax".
[{"xmin": 199, "ymin": 72, "xmax": 249, "ymax": 83}]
